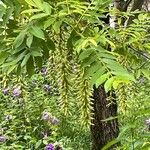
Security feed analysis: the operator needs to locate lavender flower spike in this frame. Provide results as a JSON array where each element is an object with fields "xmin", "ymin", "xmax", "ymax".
[
  {"xmin": 45, "ymin": 143, "xmax": 55, "ymax": 150},
  {"xmin": 13, "ymin": 87, "xmax": 21, "ymax": 97},
  {"xmin": 2, "ymin": 88, "xmax": 9, "ymax": 95}
]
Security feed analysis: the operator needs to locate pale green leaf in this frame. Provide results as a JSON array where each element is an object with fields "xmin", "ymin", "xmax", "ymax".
[
  {"xmin": 53, "ymin": 20, "xmax": 62, "ymax": 34},
  {"xmin": 44, "ymin": 17, "xmax": 55, "ymax": 29},
  {"xmin": 21, "ymin": 9, "xmax": 42, "ymax": 14},
  {"xmin": 104, "ymin": 77, "xmax": 114, "ymax": 92},
  {"xmin": 90, "ymin": 66, "xmax": 106, "ymax": 85},
  {"xmin": 24, "ymin": 0, "xmax": 36, "ymax": 7},
  {"xmin": 26, "ymin": 34, "xmax": 33, "ymax": 48},
  {"xmin": 14, "ymin": 31, "xmax": 26, "ymax": 48},
  {"xmin": 33, "ymin": 0, "xmax": 43, "ymax": 10},
  {"xmin": 79, "ymin": 48, "xmax": 94, "ymax": 61},
  {"xmin": 96, "ymin": 73, "xmax": 109, "ymax": 88},
  {"xmin": 21, "ymin": 53, "xmax": 31, "ymax": 67},
  {"xmin": 43, "ymin": 2, "xmax": 51, "ymax": 14},
  {"xmin": 88, "ymin": 38, "xmax": 97, "ymax": 47},
  {"xmin": 29, "ymin": 26, "xmax": 45, "ymax": 40},
  {"xmin": 29, "ymin": 13, "xmax": 48, "ymax": 21}
]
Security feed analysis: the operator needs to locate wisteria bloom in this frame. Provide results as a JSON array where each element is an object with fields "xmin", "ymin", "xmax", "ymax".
[
  {"xmin": 42, "ymin": 112, "xmax": 50, "ymax": 121},
  {"xmin": 45, "ymin": 143, "xmax": 54, "ymax": 150},
  {"xmin": 2, "ymin": 88, "xmax": 9, "ymax": 95},
  {"xmin": 13, "ymin": 87, "xmax": 21, "ymax": 97},
  {"xmin": 0, "ymin": 135, "xmax": 6, "ymax": 142}
]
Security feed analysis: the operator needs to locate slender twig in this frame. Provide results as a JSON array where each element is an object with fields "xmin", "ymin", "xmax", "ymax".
[{"xmin": 128, "ymin": 45, "xmax": 150, "ymax": 61}]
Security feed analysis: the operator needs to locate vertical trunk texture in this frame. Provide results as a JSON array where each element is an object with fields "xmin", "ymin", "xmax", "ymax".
[
  {"xmin": 91, "ymin": 86, "xmax": 119, "ymax": 150},
  {"xmin": 90, "ymin": 1, "xmax": 120, "ymax": 149}
]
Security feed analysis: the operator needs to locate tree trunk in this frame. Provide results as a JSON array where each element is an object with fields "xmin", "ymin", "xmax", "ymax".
[
  {"xmin": 90, "ymin": 0, "xmax": 121, "ymax": 149},
  {"xmin": 91, "ymin": 86, "xmax": 119, "ymax": 150},
  {"xmin": 90, "ymin": 0, "xmax": 145, "ymax": 150}
]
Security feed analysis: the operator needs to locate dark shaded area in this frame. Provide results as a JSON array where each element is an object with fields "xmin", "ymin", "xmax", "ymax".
[{"xmin": 91, "ymin": 86, "xmax": 119, "ymax": 150}]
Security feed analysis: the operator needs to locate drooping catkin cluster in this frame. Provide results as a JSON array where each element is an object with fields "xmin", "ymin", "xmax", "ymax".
[
  {"xmin": 47, "ymin": 27, "xmax": 93, "ymax": 125},
  {"xmin": 75, "ymin": 68, "xmax": 93, "ymax": 126},
  {"xmin": 116, "ymin": 85, "xmax": 129, "ymax": 115}
]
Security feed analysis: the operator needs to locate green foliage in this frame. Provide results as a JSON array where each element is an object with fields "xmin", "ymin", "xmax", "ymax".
[
  {"xmin": 0, "ymin": 0, "xmax": 150, "ymax": 149},
  {"xmin": 0, "ymin": 72, "xmax": 90, "ymax": 149}
]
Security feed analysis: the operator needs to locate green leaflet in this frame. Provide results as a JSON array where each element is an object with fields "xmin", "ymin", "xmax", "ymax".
[
  {"xmin": 0, "ymin": 51, "xmax": 9, "ymax": 65},
  {"xmin": 44, "ymin": 17, "xmax": 55, "ymax": 29},
  {"xmin": 29, "ymin": 13, "xmax": 48, "ymax": 21},
  {"xmin": 21, "ymin": 53, "xmax": 31, "ymax": 67},
  {"xmin": 29, "ymin": 26, "xmax": 45, "ymax": 40},
  {"xmin": 84, "ymin": 61, "xmax": 102, "ymax": 78},
  {"xmin": 26, "ymin": 56, "xmax": 34, "ymax": 77},
  {"xmin": 81, "ymin": 54, "xmax": 97, "ymax": 67},
  {"xmin": 26, "ymin": 34, "xmax": 33, "ymax": 48},
  {"xmin": 21, "ymin": 9, "xmax": 42, "ymax": 14},
  {"xmin": 33, "ymin": 0, "xmax": 43, "ymax": 10},
  {"xmin": 104, "ymin": 76, "xmax": 115, "ymax": 92},
  {"xmin": 90, "ymin": 66, "xmax": 106, "ymax": 85},
  {"xmin": 14, "ymin": 31, "xmax": 26, "ymax": 48},
  {"xmin": 52, "ymin": 20, "xmax": 62, "ymax": 34},
  {"xmin": 79, "ymin": 48, "xmax": 94, "ymax": 61},
  {"xmin": 96, "ymin": 73, "xmax": 110, "ymax": 88}
]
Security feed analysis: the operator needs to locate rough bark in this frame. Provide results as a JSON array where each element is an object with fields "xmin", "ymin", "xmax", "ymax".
[{"xmin": 91, "ymin": 86, "xmax": 119, "ymax": 150}]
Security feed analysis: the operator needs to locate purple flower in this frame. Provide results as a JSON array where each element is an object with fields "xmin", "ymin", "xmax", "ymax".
[
  {"xmin": 43, "ymin": 84, "xmax": 51, "ymax": 92},
  {"xmin": 0, "ymin": 136, "xmax": 6, "ymax": 142},
  {"xmin": 13, "ymin": 87, "xmax": 21, "ymax": 97},
  {"xmin": 45, "ymin": 143, "xmax": 54, "ymax": 150},
  {"xmin": 50, "ymin": 117, "xmax": 60, "ymax": 125},
  {"xmin": 145, "ymin": 118, "xmax": 150, "ymax": 125},
  {"xmin": 42, "ymin": 112, "xmax": 50, "ymax": 121},
  {"xmin": 2, "ymin": 88, "xmax": 9, "ymax": 95}
]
